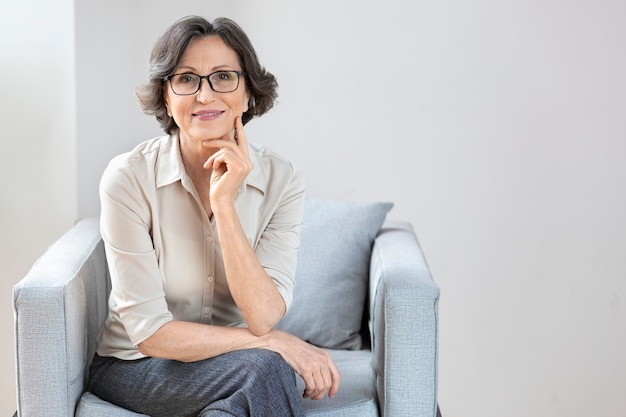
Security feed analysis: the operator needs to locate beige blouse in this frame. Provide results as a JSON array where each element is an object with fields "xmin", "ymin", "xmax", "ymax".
[{"xmin": 96, "ymin": 134, "xmax": 305, "ymax": 360}]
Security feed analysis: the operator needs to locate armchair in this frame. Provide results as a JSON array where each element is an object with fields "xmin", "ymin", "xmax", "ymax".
[{"xmin": 13, "ymin": 200, "xmax": 440, "ymax": 416}]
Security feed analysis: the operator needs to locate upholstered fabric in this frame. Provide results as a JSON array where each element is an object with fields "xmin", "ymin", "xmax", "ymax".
[
  {"xmin": 13, "ymin": 218, "xmax": 109, "ymax": 417},
  {"xmin": 13, "ymin": 203, "xmax": 439, "ymax": 417},
  {"xmin": 77, "ymin": 393, "xmax": 147, "ymax": 417},
  {"xmin": 277, "ymin": 199, "xmax": 393, "ymax": 350},
  {"xmin": 370, "ymin": 220, "xmax": 440, "ymax": 417}
]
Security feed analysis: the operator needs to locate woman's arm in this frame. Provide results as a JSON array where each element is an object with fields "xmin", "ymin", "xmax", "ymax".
[
  {"xmin": 205, "ymin": 117, "xmax": 295, "ymax": 335},
  {"xmin": 138, "ymin": 321, "xmax": 341, "ymax": 400},
  {"xmin": 213, "ymin": 205, "xmax": 286, "ymax": 335},
  {"xmin": 137, "ymin": 320, "xmax": 262, "ymax": 362}
]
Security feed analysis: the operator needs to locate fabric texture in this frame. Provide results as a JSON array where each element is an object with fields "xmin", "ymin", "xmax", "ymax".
[
  {"xmin": 13, "ymin": 218, "xmax": 109, "ymax": 417},
  {"xmin": 97, "ymin": 134, "xmax": 305, "ymax": 359},
  {"xmin": 77, "ymin": 393, "xmax": 148, "ymax": 417},
  {"xmin": 369, "ymin": 220, "xmax": 440, "ymax": 417},
  {"xmin": 87, "ymin": 349, "xmax": 304, "ymax": 417},
  {"xmin": 276, "ymin": 199, "xmax": 393, "ymax": 350}
]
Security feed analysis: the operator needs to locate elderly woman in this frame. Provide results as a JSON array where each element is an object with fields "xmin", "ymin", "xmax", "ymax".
[{"xmin": 87, "ymin": 16, "xmax": 340, "ymax": 417}]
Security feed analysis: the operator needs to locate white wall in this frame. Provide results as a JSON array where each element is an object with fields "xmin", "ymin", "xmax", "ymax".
[
  {"xmin": 0, "ymin": 1, "xmax": 77, "ymax": 415},
  {"xmin": 77, "ymin": 2, "xmax": 626, "ymax": 416},
  {"xmin": 4, "ymin": 0, "xmax": 624, "ymax": 416}
]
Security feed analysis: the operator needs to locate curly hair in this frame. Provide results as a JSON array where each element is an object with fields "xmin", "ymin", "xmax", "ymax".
[{"xmin": 136, "ymin": 16, "xmax": 278, "ymax": 134}]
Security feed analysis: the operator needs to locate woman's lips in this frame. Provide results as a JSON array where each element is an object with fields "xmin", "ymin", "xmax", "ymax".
[{"xmin": 193, "ymin": 110, "xmax": 224, "ymax": 121}]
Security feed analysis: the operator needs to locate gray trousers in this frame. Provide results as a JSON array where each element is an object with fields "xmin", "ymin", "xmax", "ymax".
[{"xmin": 88, "ymin": 348, "xmax": 305, "ymax": 417}]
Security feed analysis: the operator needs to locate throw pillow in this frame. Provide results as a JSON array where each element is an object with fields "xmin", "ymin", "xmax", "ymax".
[{"xmin": 276, "ymin": 199, "xmax": 393, "ymax": 350}]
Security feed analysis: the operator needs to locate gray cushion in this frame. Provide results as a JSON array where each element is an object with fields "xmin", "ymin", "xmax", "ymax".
[
  {"xmin": 77, "ymin": 392, "xmax": 148, "ymax": 416},
  {"xmin": 277, "ymin": 199, "xmax": 393, "ymax": 349}
]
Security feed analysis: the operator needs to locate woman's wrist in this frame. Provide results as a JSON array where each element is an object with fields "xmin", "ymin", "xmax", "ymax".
[{"xmin": 211, "ymin": 197, "xmax": 237, "ymax": 218}]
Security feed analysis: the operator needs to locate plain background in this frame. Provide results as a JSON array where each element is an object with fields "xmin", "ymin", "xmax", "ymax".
[{"xmin": 2, "ymin": 1, "xmax": 625, "ymax": 416}]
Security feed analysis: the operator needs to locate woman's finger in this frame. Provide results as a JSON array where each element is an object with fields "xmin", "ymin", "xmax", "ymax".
[
  {"xmin": 301, "ymin": 369, "xmax": 318, "ymax": 399},
  {"xmin": 328, "ymin": 359, "xmax": 341, "ymax": 398},
  {"xmin": 234, "ymin": 116, "xmax": 249, "ymax": 157}
]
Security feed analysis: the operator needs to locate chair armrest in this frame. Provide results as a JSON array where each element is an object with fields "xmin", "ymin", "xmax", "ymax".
[
  {"xmin": 369, "ymin": 220, "xmax": 440, "ymax": 417},
  {"xmin": 13, "ymin": 218, "xmax": 107, "ymax": 417}
]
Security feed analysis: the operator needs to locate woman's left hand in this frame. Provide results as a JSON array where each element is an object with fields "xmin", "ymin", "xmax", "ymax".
[
  {"xmin": 261, "ymin": 330, "xmax": 341, "ymax": 400},
  {"xmin": 203, "ymin": 116, "xmax": 253, "ymax": 209}
]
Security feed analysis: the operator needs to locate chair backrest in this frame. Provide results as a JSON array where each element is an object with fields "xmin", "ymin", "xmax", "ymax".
[{"xmin": 13, "ymin": 218, "xmax": 109, "ymax": 417}]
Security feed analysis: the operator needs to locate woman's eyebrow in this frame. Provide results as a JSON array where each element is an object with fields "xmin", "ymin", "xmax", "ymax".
[
  {"xmin": 211, "ymin": 64, "xmax": 234, "ymax": 71},
  {"xmin": 175, "ymin": 64, "xmax": 238, "ymax": 73},
  {"xmin": 174, "ymin": 65, "xmax": 198, "ymax": 73}
]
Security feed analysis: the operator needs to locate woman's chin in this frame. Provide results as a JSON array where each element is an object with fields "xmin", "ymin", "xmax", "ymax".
[{"xmin": 186, "ymin": 126, "xmax": 232, "ymax": 142}]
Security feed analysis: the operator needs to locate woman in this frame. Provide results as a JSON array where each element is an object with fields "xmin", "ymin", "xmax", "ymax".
[{"xmin": 88, "ymin": 16, "xmax": 340, "ymax": 417}]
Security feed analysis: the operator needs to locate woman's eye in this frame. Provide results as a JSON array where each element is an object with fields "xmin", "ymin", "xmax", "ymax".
[
  {"xmin": 216, "ymin": 72, "xmax": 235, "ymax": 81},
  {"xmin": 179, "ymin": 74, "xmax": 197, "ymax": 83}
]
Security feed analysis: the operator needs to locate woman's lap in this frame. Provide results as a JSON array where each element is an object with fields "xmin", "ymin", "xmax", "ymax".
[{"xmin": 88, "ymin": 348, "xmax": 304, "ymax": 417}]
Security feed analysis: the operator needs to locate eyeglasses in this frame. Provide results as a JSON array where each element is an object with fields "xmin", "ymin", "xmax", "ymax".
[{"xmin": 164, "ymin": 70, "xmax": 247, "ymax": 95}]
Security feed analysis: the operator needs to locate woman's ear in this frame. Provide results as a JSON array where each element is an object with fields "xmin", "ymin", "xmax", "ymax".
[
  {"xmin": 163, "ymin": 88, "xmax": 172, "ymax": 117},
  {"xmin": 244, "ymin": 94, "xmax": 255, "ymax": 113},
  {"xmin": 243, "ymin": 94, "xmax": 251, "ymax": 113}
]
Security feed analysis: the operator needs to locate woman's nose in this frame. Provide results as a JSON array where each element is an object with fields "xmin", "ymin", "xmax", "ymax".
[{"xmin": 196, "ymin": 78, "xmax": 215, "ymax": 101}]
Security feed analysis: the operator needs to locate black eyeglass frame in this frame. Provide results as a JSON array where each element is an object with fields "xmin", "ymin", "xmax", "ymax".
[{"xmin": 163, "ymin": 70, "xmax": 248, "ymax": 95}]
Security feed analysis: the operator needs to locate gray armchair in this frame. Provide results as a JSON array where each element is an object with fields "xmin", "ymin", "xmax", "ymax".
[{"xmin": 13, "ymin": 200, "xmax": 440, "ymax": 416}]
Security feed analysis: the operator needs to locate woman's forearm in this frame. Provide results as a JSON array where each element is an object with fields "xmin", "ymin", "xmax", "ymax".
[
  {"xmin": 213, "ymin": 204, "xmax": 286, "ymax": 335},
  {"xmin": 137, "ymin": 320, "xmax": 265, "ymax": 362},
  {"xmin": 138, "ymin": 321, "xmax": 341, "ymax": 400}
]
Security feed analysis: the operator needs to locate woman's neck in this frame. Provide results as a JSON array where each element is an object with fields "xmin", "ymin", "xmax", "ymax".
[{"xmin": 179, "ymin": 134, "xmax": 215, "ymax": 189}]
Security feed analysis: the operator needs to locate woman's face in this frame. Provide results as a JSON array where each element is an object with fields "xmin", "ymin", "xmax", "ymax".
[{"xmin": 164, "ymin": 36, "xmax": 249, "ymax": 145}]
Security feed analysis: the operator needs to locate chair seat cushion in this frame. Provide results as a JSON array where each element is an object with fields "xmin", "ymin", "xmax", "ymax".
[
  {"xmin": 77, "ymin": 349, "xmax": 377, "ymax": 417},
  {"xmin": 76, "ymin": 392, "xmax": 147, "ymax": 416}
]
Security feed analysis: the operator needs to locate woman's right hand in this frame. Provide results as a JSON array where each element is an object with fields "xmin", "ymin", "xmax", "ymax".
[{"xmin": 262, "ymin": 329, "xmax": 341, "ymax": 400}]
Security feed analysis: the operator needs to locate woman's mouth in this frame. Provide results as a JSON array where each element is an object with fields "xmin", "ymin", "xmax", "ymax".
[{"xmin": 193, "ymin": 110, "xmax": 224, "ymax": 121}]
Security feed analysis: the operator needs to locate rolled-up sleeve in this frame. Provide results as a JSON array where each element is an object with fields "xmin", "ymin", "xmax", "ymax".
[
  {"xmin": 252, "ymin": 162, "xmax": 305, "ymax": 312},
  {"xmin": 99, "ymin": 155, "xmax": 173, "ymax": 349}
]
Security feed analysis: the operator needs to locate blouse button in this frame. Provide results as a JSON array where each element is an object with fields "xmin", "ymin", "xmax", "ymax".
[{"xmin": 206, "ymin": 236, "xmax": 214, "ymax": 243}]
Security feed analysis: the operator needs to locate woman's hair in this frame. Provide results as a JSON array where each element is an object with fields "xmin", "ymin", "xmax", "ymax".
[{"xmin": 136, "ymin": 16, "xmax": 278, "ymax": 134}]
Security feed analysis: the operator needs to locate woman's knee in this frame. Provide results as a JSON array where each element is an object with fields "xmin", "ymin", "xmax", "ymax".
[
  {"xmin": 237, "ymin": 349, "xmax": 294, "ymax": 382},
  {"xmin": 199, "ymin": 349, "xmax": 302, "ymax": 417}
]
